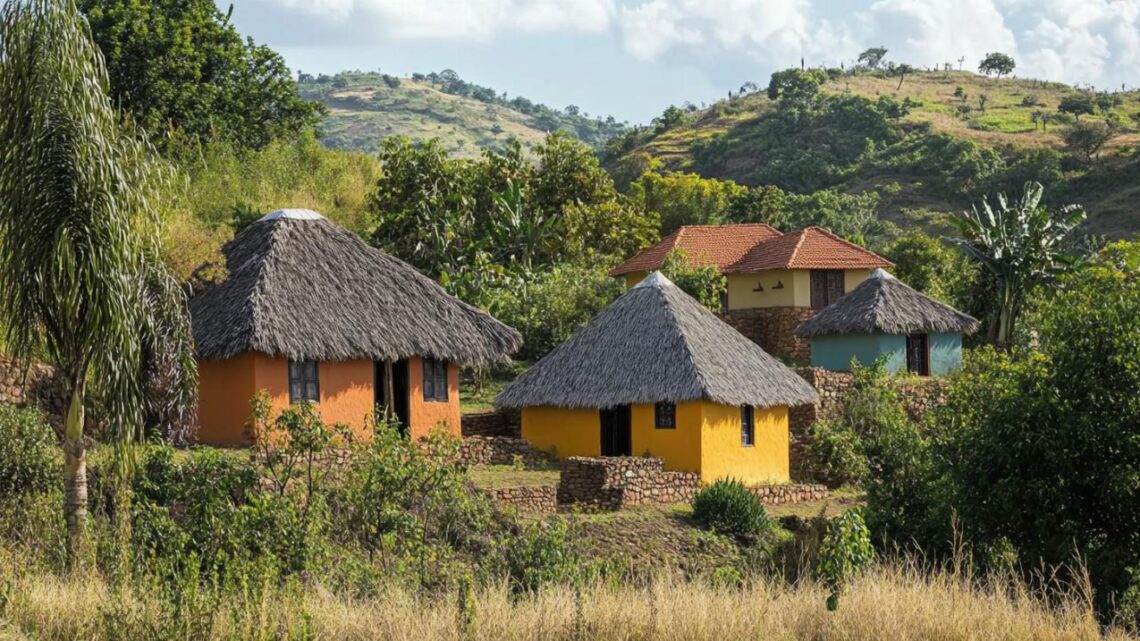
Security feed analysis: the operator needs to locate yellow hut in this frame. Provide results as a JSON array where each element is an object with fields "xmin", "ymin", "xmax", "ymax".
[
  {"xmin": 189, "ymin": 209, "xmax": 520, "ymax": 445},
  {"xmin": 495, "ymin": 272, "xmax": 818, "ymax": 485}
]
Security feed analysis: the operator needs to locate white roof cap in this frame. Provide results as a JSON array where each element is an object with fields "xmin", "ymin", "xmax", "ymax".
[
  {"xmin": 258, "ymin": 208, "xmax": 325, "ymax": 222},
  {"xmin": 869, "ymin": 268, "xmax": 896, "ymax": 280},
  {"xmin": 634, "ymin": 271, "xmax": 676, "ymax": 289}
]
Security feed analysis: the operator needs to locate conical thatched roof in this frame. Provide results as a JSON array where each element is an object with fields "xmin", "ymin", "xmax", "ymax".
[
  {"xmin": 795, "ymin": 269, "xmax": 980, "ymax": 338},
  {"xmin": 496, "ymin": 272, "xmax": 817, "ymax": 410},
  {"xmin": 190, "ymin": 209, "xmax": 521, "ymax": 364}
]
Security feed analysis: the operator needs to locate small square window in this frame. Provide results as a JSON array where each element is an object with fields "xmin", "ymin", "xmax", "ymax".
[
  {"xmin": 654, "ymin": 402, "xmax": 676, "ymax": 429},
  {"xmin": 741, "ymin": 405, "xmax": 755, "ymax": 447},
  {"xmin": 422, "ymin": 358, "xmax": 449, "ymax": 402},
  {"xmin": 289, "ymin": 360, "xmax": 320, "ymax": 404}
]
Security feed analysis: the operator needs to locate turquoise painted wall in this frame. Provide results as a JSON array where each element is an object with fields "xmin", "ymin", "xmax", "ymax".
[{"xmin": 809, "ymin": 332, "xmax": 964, "ymax": 376}]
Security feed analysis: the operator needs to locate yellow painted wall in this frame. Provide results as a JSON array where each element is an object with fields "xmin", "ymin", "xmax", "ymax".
[
  {"xmin": 630, "ymin": 402, "xmax": 703, "ymax": 472},
  {"xmin": 406, "ymin": 357, "xmax": 461, "ymax": 439},
  {"xmin": 521, "ymin": 406, "xmax": 601, "ymax": 458},
  {"xmin": 728, "ymin": 269, "xmax": 872, "ymax": 310},
  {"xmin": 699, "ymin": 403, "xmax": 789, "ymax": 485},
  {"xmin": 623, "ymin": 271, "xmax": 649, "ymax": 288}
]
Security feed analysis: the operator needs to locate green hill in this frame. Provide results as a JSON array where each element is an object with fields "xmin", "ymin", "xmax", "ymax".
[
  {"xmin": 607, "ymin": 69, "xmax": 1140, "ymax": 238},
  {"xmin": 300, "ymin": 71, "xmax": 626, "ymax": 158}
]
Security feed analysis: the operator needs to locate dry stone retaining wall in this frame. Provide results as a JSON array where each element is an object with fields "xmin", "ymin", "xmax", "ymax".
[
  {"xmin": 0, "ymin": 357, "xmax": 66, "ymax": 424},
  {"xmin": 485, "ymin": 485, "xmax": 557, "ymax": 513},
  {"xmin": 459, "ymin": 436, "xmax": 551, "ymax": 467},
  {"xmin": 460, "ymin": 409, "xmax": 521, "ymax": 438},
  {"xmin": 557, "ymin": 456, "xmax": 826, "ymax": 512},
  {"xmin": 719, "ymin": 307, "xmax": 816, "ymax": 361}
]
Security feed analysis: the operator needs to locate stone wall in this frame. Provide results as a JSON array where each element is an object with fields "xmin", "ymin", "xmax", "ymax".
[
  {"xmin": 0, "ymin": 357, "xmax": 66, "ymax": 424},
  {"xmin": 484, "ymin": 485, "xmax": 557, "ymax": 513},
  {"xmin": 459, "ymin": 436, "xmax": 552, "ymax": 467},
  {"xmin": 557, "ymin": 456, "xmax": 827, "ymax": 512},
  {"xmin": 460, "ymin": 409, "xmax": 521, "ymax": 438},
  {"xmin": 719, "ymin": 307, "xmax": 816, "ymax": 361}
]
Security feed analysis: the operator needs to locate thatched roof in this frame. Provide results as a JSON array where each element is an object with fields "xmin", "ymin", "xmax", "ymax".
[
  {"xmin": 496, "ymin": 272, "xmax": 817, "ymax": 410},
  {"xmin": 795, "ymin": 269, "xmax": 980, "ymax": 338},
  {"xmin": 190, "ymin": 209, "xmax": 521, "ymax": 364}
]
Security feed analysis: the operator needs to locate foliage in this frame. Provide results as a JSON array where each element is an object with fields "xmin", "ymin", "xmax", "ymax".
[
  {"xmin": 978, "ymin": 53, "xmax": 1016, "ymax": 78},
  {"xmin": 630, "ymin": 170, "xmax": 746, "ymax": 235},
  {"xmin": 0, "ymin": 405, "xmax": 60, "ymax": 497},
  {"xmin": 884, "ymin": 231, "xmax": 975, "ymax": 305},
  {"xmin": 804, "ymin": 418, "xmax": 869, "ymax": 487},
  {"xmin": 499, "ymin": 518, "xmax": 581, "ymax": 594},
  {"xmin": 660, "ymin": 250, "xmax": 727, "ymax": 311},
  {"xmin": 1058, "ymin": 94, "xmax": 1096, "ymax": 120},
  {"xmin": 0, "ymin": 0, "xmax": 196, "ymax": 557},
  {"xmin": 946, "ymin": 182, "xmax": 1086, "ymax": 347},
  {"xmin": 691, "ymin": 479, "xmax": 772, "ymax": 545},
  {"xmin": 1062, "ymin": 120, "xmax": 1119, "ymax": 162},
  {"xmin": 857, "ymin": 47, "xmax": 888, "ymax": 70},
  {"xmin": 766, "ymin": 68, "xmax": 828, "ymax": 109},
  {"xmin": 816, "ymin": 509, "xmax": 874, "ymax": 610},
  {"xmin": 79, "ymin": 0, "xmax": 322, "ymax": 150},
  {"xmin": 653, "ymin": 105, "xmax": 690, "ymax": 134}
]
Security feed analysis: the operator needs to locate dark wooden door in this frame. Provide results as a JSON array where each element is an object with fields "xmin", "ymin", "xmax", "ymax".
[
  {"xmin": 600, "ymin": 405, "xmax": 632, "ymax": 457},
  {"xmin": 906, "ymin": 334, "xmax": 930, "ymax": 376},
  {"xmin": 374, "ymin": 359, "xmax": 410, "ymax": 434},
  {"xmin": 810, "ymin": 270, "xmax": 846, "ymax": 309}
]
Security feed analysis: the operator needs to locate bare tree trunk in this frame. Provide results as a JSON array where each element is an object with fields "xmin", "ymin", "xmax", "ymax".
[
  {"xmin": 383, "ymin": 359, "xmax": 395, "ymax": 423},
  {"xmin": 63, "ymin": 375, "xmax": 88, "ymax": 565}
]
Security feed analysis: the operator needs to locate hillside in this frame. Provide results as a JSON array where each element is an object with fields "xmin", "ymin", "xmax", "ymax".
[
  {"xmin": 610, "ymin": 70, "xmax": 1140, "ymax": 238},
  {"xmin": 300, "ymin": 71, "xmax": 626, "ymax": 158}
]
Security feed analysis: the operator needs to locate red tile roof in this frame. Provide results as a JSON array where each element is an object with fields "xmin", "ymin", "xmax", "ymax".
[
  {"xmin": 608, "ymin": 224, "xmax": 782, "ymax": 277},
  {"xmin": 725, "ymin": 226, "xmax": 893, "ymax": 273}
]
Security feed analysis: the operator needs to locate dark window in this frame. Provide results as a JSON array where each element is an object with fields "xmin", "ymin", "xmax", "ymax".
[
  {"xmin": 810, "ymin": 270, "xmax": 846, "ymax": 309},
  {"xmin": 654, "ymin": 402, "xmax": 676, "ymax": 429},
  {"xmin": 288, "ymin": 360, "xmax": 320, "ymax": 404},
  {"xmin": 741, "ymin": 405, "xmax": 755, "ymax": 447},
  {"xmin": 422, "ymin": 358, "xmax": 449, "ymax": 402},
  {"xmin": 906, "ymin": 334, "xmax": 930, "ymax": 376}
]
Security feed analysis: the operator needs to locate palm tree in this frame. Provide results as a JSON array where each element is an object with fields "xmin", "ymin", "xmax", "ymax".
[
  {"xmin": 947, "ymin": 182, "xmax": 1085, "ymax": 348},
  {"xmin": 0, "ymin": 0, "xmax": 195, "ymax": 560}
]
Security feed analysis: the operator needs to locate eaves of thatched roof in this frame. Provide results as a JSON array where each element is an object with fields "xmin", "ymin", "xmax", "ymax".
[
  {"xmin": 795, "ymin": 269, "xmax": 980, "ymax": 338},
  {"xmin": 189, "ymin": 210, "xmax": 521, "ymax": 365},
  {"xmin": 495, "ymin": 272, "xmax": 817, "ymax": 410}
]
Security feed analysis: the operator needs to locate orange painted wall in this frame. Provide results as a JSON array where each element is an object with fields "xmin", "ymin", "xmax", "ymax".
[
  {"xmin": 196, "ymin": 353, "xmax": 258, "ymax": 446},
  {"xmin": 406, "ymin": 356, "xmax": 461, "ymax": 439},
  {"xmin": 197, "ymin": 353, "xmax": 378, "ymax": 445}
]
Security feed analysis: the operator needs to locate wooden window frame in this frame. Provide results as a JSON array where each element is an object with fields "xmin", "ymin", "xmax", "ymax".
[
  {"xmin": 654, "ymin": 402, "xmax": 676, "ymax": 429},
  {"xmin": 741, "ymin": 405, "xmax": 755, "ymax": 447},
  {"xmin": 810, "ymin": 269, "xmax": 846, "ymax": 310},
  {"xmin": 288, "ymin": 359, "xmax": 320, "ymax": 404},
  {"xmin": 422, "ymin": 358, "xmax": 449, "ymax": 402}
]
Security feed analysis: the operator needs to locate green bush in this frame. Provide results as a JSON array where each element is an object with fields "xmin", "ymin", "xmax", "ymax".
[
  {"xmin": 499, "ymin": 517, "xmax": 580, "ymax": 594},
  {"xmin": 0, "ymin": 404, "xmax": 59, "ymax": 497},
  {"xmin": 804, "ymin": 419, "xmax": 868, "ymax": 487},
  {"xmin": 816, "ymin": 509, "xmax": 875, "ymax": 610},
  {"xmin": 691, "ymin": 479, "xmax": 771, "ymax": 544}
]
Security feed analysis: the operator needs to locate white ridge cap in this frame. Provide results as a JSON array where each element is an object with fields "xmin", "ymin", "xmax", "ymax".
[
  {"xmin": 869, "ymin": 267, "xmax": 896, "ymax": 280},
  {"xmin": 634, "ymin": 271, "xmax": 676, "ymax": 289},
  {"xmin": 258, "ymin": 208, "xmax": 325, "ymax": 222}
]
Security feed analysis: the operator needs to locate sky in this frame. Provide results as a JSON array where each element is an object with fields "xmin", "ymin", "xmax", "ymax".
[{"xmin": 225, "ymin": 0, "xmax": 1140, "ymax": 124}]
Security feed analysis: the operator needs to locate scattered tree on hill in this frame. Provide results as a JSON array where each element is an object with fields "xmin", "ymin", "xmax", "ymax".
[
  {"xmin": 977, "ymin": 93, "xmax": 989, "ymax": 112},
  {"xmin": 978, "ymin": 52, "xmax": 1016, "ymax": 78},
  {"xmin": 857, "ymin": 47, "xmax": 888, "ymax": 70},
  {"xmin": 766, "ymin": 68, "xmax": 827, "ymax": 108},
  {"xmin": 946, "ymin": 182, "xmax": 1086, "ymax": 348},
  {"xmin": 0, "ymin": 0, "xmax": 195, "ymax": 559},
  {"xmin": 79, "ymin": 0, "xmax": 322, "ymax": 150},
  {"xmin": 891, "ymin": 63, "xmax": 915, "ymax": 90},
  {"xmin": 653, "ymin": 105, "xmax": 688, "ymax": 134},
  {"xmin": 1062, "ymin": 120, "xmax": 1119, "ymax": 162},
  {"xmin": 1058, "ymin": 94, "xmax": 1096, "ymax": 120}
]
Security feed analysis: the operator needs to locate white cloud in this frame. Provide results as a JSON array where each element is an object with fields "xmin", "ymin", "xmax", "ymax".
[{"xmin": 271, "ymin": 0, "xmax": 615, "ymax": 39}]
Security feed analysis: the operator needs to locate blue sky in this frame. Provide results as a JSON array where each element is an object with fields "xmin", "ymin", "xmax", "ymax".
[{"xmin": 226, "ymin": 0, "xmax": 1140, "ymax": 124}]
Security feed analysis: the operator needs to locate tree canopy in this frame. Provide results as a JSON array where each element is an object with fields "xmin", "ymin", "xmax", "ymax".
[{"xmin": 978, "ymin": 52, "xmax": 1016, "ymax": 78}]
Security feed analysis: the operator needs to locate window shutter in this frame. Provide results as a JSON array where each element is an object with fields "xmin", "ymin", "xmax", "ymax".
[{"xmin": 434, "ymin": 360, "xmax": 448, "ymax": 402}]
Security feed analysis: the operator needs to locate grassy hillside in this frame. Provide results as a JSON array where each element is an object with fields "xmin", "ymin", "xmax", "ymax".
[
  {"xmin": 300, "ymin": 71, "xmax": 626, "ymax": 158},
  {"xmin": 613, "ymin": 70, "xmax": 1140, "ymax": 238}
]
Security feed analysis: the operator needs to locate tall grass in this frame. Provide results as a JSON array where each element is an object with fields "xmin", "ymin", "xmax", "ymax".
[{"xmin": 0, "ymin": 563, "xmax": 1127, "ymax": 641}]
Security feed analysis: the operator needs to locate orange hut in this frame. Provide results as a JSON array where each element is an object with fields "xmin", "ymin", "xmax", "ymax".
[{"xmin": 189, "ymin": 209, "xmax": 520, "ymax": 445}]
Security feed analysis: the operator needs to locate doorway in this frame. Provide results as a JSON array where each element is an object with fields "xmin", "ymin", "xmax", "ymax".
[
  {"xmin": 600, "ymin": 405, "xmax": 632, "ymax": 457},
  {"xmin": 374, "ymin": 359, "xmax": 410, "ymax": 434},
  {"xmin": 905, "ymin": 334, "xmax": 930, "ymax": 376}
]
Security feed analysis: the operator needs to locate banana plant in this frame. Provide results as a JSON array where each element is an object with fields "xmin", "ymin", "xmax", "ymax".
[{"xmin": 946, "ymin": 181, "xmax": 1085, "ymax": 348}]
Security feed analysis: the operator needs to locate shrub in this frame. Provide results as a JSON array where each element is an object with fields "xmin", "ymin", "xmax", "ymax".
[
  {"xmin": 0, "ymin": 404, "xmax": 59, "ymax": 497},
  {"xmin": 804, "ymin": 419, "xmax": 868, "ymax": 486},
  {"xmin": 816, "ymin": 509, "xmax": 875, "ymax": 610},
  {"xmin": 499, "ymin": 517, "xmax": 580, "ymax": 594},
  {"xmin": 691, "ymin": 479, "xmax": 771, "ymax": 544}
]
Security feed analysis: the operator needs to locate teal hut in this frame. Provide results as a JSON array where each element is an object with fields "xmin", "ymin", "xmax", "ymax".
[{"xmin": 794, "ymin": 269, "xmax": 979, "ymax": 376}]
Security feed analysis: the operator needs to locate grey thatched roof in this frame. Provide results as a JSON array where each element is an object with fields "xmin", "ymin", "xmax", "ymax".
[
  {"xmin": 496, "ymin": 272, "xmax": 817, "ymax": 410},
  {"xmin": 795, "ymin": 269, "xmax": 980, "ymax": 338},
  {"xmin": 190, "ymin": 209, "xmax": 521, "ymax": 364}
]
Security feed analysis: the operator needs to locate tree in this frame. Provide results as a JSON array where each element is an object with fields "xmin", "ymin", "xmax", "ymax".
[
  {"xmin": 891, "ymin": 63, "xmax": 915, "ymax": 90},
  {"xmin": 766, "ymin": 68, "xmax": 827, "ymax": 108},
  {"xmin": 884, "ymin": 232, "xmax": 973, "ymax": 305},
  {"xmin": 630, "ymin": 170, "xmax": 745, "ymax": 235},
  {"xmin": 978, "ymin": 52, "xmax": 1015, "ymax": 78},
  {"xmin": 79, "ymin": 0, "xmax": 322, "ymax": 150},
  {"xmin": 653, "ymin": 105, "xmax": 687, "ymax": 133},
  {"xmin": 0, "ymin": 0, "xmax": 195, "ymax": 559},
  {"xmin": 1062, "ymin": 120, "xmax": 1119, "ymax": 162},
  {"xmin": 660, "ymin": 250, "xmax": 726, "ymax": 312},
  {"xmin": 857, "ymin": 47, "xmax": 888, "ymax": 70},
  {"xmin": 946, "ymin": 182, "xmax": 1085, "ymax": 348},
  {"xmin": 1058, "ymin": 93, "xmax": 1096, "ymax": 120}
]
